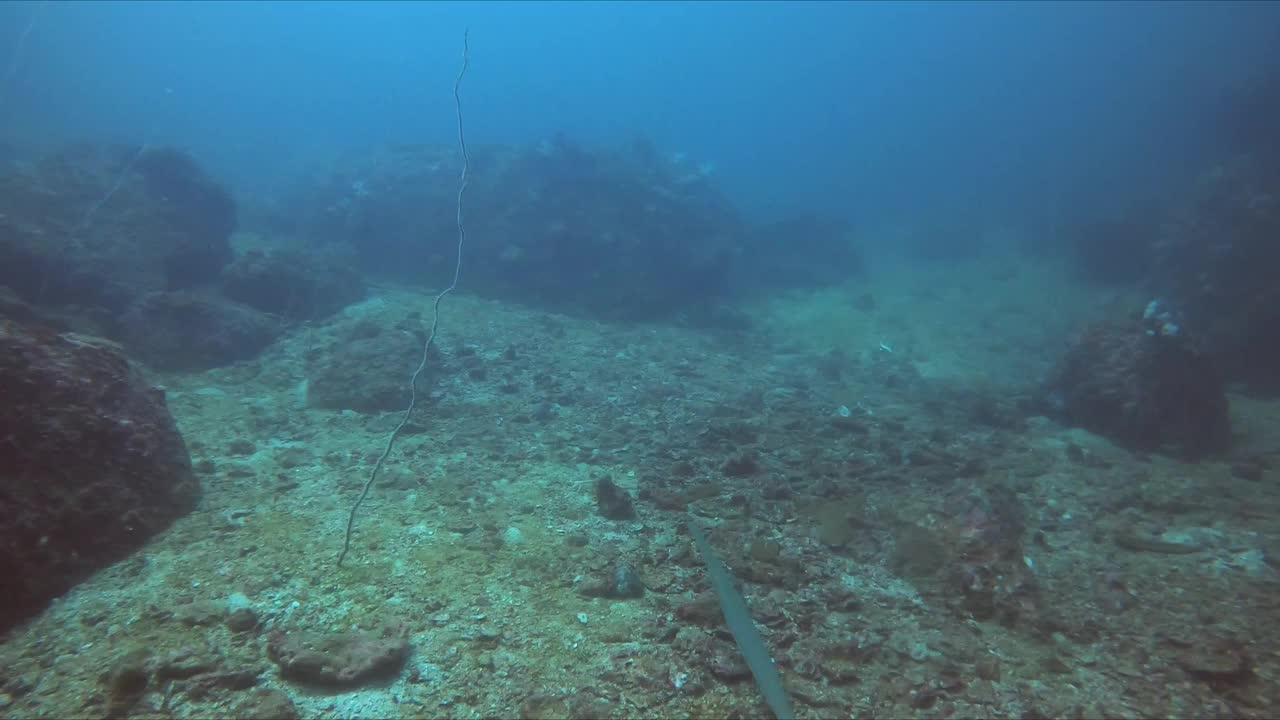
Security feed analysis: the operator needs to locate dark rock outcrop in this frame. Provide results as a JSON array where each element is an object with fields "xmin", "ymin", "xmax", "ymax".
[
  {"xmin": 0, "ymin": 318, "xmax": 199, "ymax": 633},
  {"xmin": 0, "ymin": 144, "xmax": 236, "ymax": 313},
  {"xmin": 1043, "ymin": 312, "xmax": 1230, "ymax": 458},
  {"xmin": 220, "ymin": 248, "xmax": 365, "ymax": 322},
  {"xmin": 1153, "ymin": 159, "xmax": 1280, "ymax": 392},
  {"xmin": 263, "ymin": 138, "xmax": 863, "ymax": 324},
  {"xmin": 286, "ymin": 140, "xmax": 745, "ymax": 321},
  {"xmin": 595, "ymin": 476, "xmax": 637, "ymax": 521},
  {"xmin": 118, "ymin": 291, "xmax": 285, "ymax": 371}
]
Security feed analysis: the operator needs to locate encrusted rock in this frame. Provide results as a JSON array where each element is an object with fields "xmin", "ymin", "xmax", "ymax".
[
  {"xmin": 305, "ymin": 315, "xmax": 433, "ymax": 413},
  {"xmin": 0, "ymin": 143, "xmax": 235, "ymax": 312},
  {"xmin": 220, "ymin": 248, "xmax": 364, "ymax": 322},
  {"xmin": 1177, "ymin": 642, "xmax": 1254, "ymax": 687},
  {"xmin": 1043, "ymin": 314, "xmax": 1229, "ymax": 457},
  {"xmin": 595, "ymin": 476, "xmax": 636, "ymax": 520},
  {"xmin": 230, "ymin": 689, "xmax": 300, "ymax": 720},
  {"xmin": 0, "ymin": 318, "xmax": 199, "ymax": 633},
  {"xmin": 118, "ymin": 291, "xmax": 284, "ymax": 371},
  {"xmin": 267, "ymin": 628, "xmax": 410, "ymax": 688},
  {"xmin": 227, "ymin": 608, "xmax": 260, "ymax": 633}
]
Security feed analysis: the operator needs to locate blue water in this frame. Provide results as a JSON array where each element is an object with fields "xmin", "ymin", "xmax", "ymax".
[{"xmin": 4, "ymin": 0, "xmax": 1274, "ymax": 229}]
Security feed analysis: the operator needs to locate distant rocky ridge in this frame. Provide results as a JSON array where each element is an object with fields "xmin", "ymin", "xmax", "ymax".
[
  {"xmin": 0, "ymin": 143, "xmax": 366, "ymax": 372},
  {"xmin": 273, "ymin": 135, "xmax": 859, "ymax": 326}
]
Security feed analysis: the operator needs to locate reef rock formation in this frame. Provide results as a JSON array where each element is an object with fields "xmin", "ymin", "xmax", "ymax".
[
  {"xmin": 0, "ymin": 144, "xmax": 236, "ymax": 314},
  {"xmin": 1043, "ymin": 307, "xmax": 1230, "ymax": 458},
  {"xmin": 0, "ymin": 318, "xmax": 200, "ymax": 633},
  {"xmin": 1153, "ymin": 158, "xmax": 1280, "ymax": 391},
  {"xmin": 118, "ymin": 291, "xmax": 285, "ymax": 371},
  {"xmin": 287, "ymin": 138, "xmax": 745, "ymax": 321},
  {"xmin": 219, "ymin": 247, "xmax": 365, "ymax": 322}
]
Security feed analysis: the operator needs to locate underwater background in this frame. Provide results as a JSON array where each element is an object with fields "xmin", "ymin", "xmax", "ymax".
[{"xmin": 1, "ymin": 1, "xmax": 1279, "ymax": 718}]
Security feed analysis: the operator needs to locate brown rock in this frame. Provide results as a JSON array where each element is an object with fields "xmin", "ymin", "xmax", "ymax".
[
  {"xmin": 267, "ymin": 628, "xmax": 410, "ymax": 688},
  {"xmin": 0, "ymin": 319, "xmax": 199, "ymax": 633}
]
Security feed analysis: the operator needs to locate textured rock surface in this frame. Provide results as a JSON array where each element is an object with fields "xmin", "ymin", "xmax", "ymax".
[
  {"xmin": 0, "ymin": 318, "xmax": 200, "ymax": 633},
  {"xmin": 219, "ymin": 247, "xmax": 365, "ymax": 322},
  {"xmin": 287, "ymin": 141, "xmax": 745, "ymax": 321},
  {"xmin": 1044, "ymin": 316, "xmax": 1230, "ymax": 457},
  {"xmin": 0, "ymin": 144, "xmax": 235, "ymax": 312},
  {"xmin": 305, "ymin": 314, "xmax": 435, "ymax": 412},
  {"xmin": 1, "ymin": 283, "xmax": 1279, "ymax": 720},
  {"xmin": 1154, "ymin": 159, "xmax": 1280, "ymax": 391},
  {"xmin": 267, "ymin": 629, "xmax": 410, "ymax": 687},
  {"xmin": 118, "ymin": 291, "xmax": 284, "ymax": 371}
]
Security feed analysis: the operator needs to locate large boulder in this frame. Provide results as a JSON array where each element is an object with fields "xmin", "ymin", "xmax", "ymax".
[
  {"xmin": 1153, "ymin": 158, "xmax": 1280, "ymax": 391},
  {"xmin": 118, "ymin": 291, "xmax": 285, "ymax": 372},
  {"xmin": 285, "ymin": 138, "xmax": 745, "ymax": 321},
  {"xmin": 219, "ymin": 247, "xmax": 365, "ymax": 322},
  {"xmin": 0, "ymin": 318, "xmax": 200, "ymax": 633},
  {"xmin": 0, "ymin": 143, "xmax": 236, "ymax": 313},
  {"xmin": 1042, "ymin": 307, "xmax": 1230, "ymax": 458}
]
